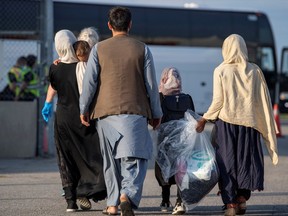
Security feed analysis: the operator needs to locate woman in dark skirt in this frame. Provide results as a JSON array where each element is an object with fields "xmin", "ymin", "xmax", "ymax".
[
  {"xmin": 41, "ymin": 30, "xmax": 106, "ymax": 212},
  {"xmin": 196, "ymin": 34, "xmax": 278, "ymax": 216}
]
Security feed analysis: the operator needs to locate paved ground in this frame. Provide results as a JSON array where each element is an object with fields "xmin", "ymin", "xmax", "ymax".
[{"xmin": 0, "ymin": 118, "xmax": 288, "ymax": 216}]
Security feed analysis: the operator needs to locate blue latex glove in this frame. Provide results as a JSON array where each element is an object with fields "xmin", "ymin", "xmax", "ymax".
[{"xmin": 42, "ymin": 102, "xmax": 53, "ymax": 122}]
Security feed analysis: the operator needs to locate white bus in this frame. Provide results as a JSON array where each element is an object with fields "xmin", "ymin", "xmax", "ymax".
[
  {"xmin": 0, "ymin": 0, "xmax": 280, "ymax": 113},
  {"xmin": 52, "ymin": 0, "xmax": 279, "ymax": 113}
]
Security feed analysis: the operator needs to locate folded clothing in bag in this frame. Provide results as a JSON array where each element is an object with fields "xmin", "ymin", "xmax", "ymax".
[{"xmin": 175, "ymin": 151, "xmax": 219, "ymax": 208}]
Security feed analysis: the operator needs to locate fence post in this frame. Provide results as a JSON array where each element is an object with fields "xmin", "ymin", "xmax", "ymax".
[{"xmin": 38, "ymin": 0, "xmax": 54, "ymax": 157}]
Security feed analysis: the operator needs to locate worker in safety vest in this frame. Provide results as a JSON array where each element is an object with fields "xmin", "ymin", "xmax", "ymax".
[
  {"xmin": 0, "ymin": 56, "xmax": 27, "ymax": 101},
  {"xmin": 17, "ymin": 54, "xmax": 40, "ymax": 101}
]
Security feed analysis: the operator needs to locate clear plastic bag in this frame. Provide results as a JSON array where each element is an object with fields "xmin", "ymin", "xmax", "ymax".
[{"xmin": 156, "ymin": 110, "xmax": 219, "ymax": 210}]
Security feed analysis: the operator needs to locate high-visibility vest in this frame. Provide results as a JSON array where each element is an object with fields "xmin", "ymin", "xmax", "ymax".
[
  {"xmin": 7, "ymin": 66, "xmax": 23, "ymax": 96},
  {"xmin": 21, "ymin": 67, "xmax": 40, "ymax": 97}
]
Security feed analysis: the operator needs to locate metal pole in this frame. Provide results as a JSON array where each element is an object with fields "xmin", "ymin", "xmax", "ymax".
[
  {"xmin": 46, "ymin": 0, "xmax": 54, "ymax": 157},
  {"xmin": 38, "ymin": 0, "xmax": 54, "ymax": 157},
  {"xmin": 275, "ymin": 75, "xmax": 280, "ymax": 104}
]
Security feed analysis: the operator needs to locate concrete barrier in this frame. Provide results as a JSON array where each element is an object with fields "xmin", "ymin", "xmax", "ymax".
[{"xmin": 0, "ymin": 100, "xmax": 37, "ymax": 158}]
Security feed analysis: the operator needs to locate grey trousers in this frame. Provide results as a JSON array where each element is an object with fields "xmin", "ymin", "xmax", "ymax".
[{"xmin": 97, "ymin": 121, "xmax": 148, "ymax": 208}]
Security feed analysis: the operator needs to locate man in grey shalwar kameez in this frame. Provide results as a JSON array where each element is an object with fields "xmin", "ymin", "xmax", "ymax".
[{"xmin": 79, "ymin": 6, "xmax": 162, "ymax": 216}]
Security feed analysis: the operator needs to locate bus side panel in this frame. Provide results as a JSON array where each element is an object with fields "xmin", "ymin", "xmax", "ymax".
[{"xmin": 149, "ymin": 45, "xmax": 222, "ymax": 113}]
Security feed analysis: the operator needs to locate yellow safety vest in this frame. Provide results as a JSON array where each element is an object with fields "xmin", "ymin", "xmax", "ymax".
[
  {"xmin": 21, "ymin": 67, "xmax": 40, "ymax": 97},
  {"xmin": 8, "ymin": 66, "xmax": 22, "ymax": 96}
]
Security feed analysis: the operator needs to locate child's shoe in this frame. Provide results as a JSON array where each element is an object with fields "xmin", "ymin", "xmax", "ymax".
[
  {"xmin": 172, "ymin": 202, "xmax": 186, "ymax": 215},
  {"xmin": 160, "ymin": 201, "xmax": 171, "ymax": 212}
]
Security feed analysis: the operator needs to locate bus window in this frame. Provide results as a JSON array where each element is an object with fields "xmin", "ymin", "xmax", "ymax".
[
  {"xmin": 258, "ymin": 14, "xmax": 274, "ymax": 44},
  {"xmin": 232, "ymin": 13, "xmax": 258, "ymax": 43},
  {"xmin": 281, "ymin": 49, "xmax": 288, "ymax": 74},
  {"xmin": 259, "ymin": 47, "xmax": 275, "ymax": 72}
]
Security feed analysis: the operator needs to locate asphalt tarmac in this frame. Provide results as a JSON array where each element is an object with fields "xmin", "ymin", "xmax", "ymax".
[{"xmin": 0, "ymin": 119, "xmax": 288, "ymax": 216}]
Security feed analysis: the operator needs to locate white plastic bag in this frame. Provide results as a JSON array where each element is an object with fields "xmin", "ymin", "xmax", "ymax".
[{"xmin": 156, "ymin": 110, "xmax": 219, "ymax": 210}]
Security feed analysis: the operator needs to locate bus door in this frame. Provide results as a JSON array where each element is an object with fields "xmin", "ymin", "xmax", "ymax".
[
  {"xmin": 279, "ymin": 47, "xmax": 288, "ymax": 113},
  {"xmin": 258, "ymin": 46, "xmax": 278, "ymax": 104}
]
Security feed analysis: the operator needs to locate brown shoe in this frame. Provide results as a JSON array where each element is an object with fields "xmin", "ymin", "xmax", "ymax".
[
  {"xmin": 236, "ymin": 196, "xmax": 246, "ymax": 215},
  {"xmin": 224, "ymin": 203, "xmax": 237, "ymax": 216}
]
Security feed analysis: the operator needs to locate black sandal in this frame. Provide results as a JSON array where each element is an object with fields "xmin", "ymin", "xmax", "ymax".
[{"xmin": 119, "ymin": 201, "xmax": 135, "ymax": 216}]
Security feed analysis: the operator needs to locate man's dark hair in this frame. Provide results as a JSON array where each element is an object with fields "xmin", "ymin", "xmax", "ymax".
[
  {"xmin": 16, "ymin": 56, "xmax": 27, "ymax": 66},
  {"xmin": 108, "ymin": 6, "xmax": 131, "ymax": 32},
  {"xmin": 26, "ymin": 54, "xmax": 37, "ymax": 67}
]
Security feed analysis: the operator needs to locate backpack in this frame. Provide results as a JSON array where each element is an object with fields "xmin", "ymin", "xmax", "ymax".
[{"xmin": 160, "ymin": 93, "xmax": 195, "ymax": 123}]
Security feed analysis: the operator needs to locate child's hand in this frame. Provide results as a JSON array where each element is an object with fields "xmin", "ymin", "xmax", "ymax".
[
  {"xmin": 80, "ymin": 113, "xmax": 90, "ymax": 127},
  {"xmin": 53, "ymin": 59, "xmax": 61, "ymax": 65}
]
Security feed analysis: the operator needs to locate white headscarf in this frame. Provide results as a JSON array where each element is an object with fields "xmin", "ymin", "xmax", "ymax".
[
  {"xmin": 54, "ymin": 29, "xmax": 78, "ymax": 63},
  {"xmin": 77, "ymin": 27, "xmax": 99, "ymax": 48},
  {"xmin": 159, "ymin": 67, "xmax": 182, "ymax": 95}
]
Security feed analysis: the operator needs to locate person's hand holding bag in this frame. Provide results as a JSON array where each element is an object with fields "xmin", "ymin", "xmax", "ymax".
[
  {"xmin": 149, "ymin": 118, "xmax": 162, "ymax": 130},
  {"xmin": 42, "ymin": 102, "xmax": 53, "ymax": 122},
  {"xmin": 196, "ymin": 117, "xmax": 207, "ymax": 133}
]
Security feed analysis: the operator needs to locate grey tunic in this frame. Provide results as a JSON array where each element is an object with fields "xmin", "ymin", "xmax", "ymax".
[{"xmin": 97, "ymin": 114, "xmax": 153, "ymax": 159}]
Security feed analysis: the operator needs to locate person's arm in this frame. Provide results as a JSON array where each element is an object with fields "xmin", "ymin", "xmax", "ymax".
[
  {"xmin": 45, "ymin": 84, "xmax": 57, "ymax": 103},
  {"xmin": 203, "ymin": 68, "xmax": 223, "ymax": 119},
  {"xmin": 196, "ymin": 68, "xmax": 223, "ymax": 133},
  {"xmin": 143, "ymin": 45, "xmax": 163, "ymax": 129},
  {"xmin": 79, "ymin": 45, "xmax": 99, "ymax": 126}
]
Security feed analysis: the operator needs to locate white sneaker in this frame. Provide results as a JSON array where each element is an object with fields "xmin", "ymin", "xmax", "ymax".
[
  {"xmin": 66, "ymin": 200, "xmax": 78, "ymax": 212},
  {"xmin": 172, "ymin": 202, "xmax": 186, "ymax": 215}
]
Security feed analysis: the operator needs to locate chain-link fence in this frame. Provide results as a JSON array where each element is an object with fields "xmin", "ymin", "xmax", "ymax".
[
  {"xmin": 0, "ymin": 0, "xmax": 54, "ymax": 157},
  {"xmin": 0, "ymin": 0, "xmax": 41, "ymax": 98}
]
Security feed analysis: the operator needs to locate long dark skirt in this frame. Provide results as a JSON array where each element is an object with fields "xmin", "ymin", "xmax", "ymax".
[
  {"xmin": 54, "ymin": 115, "xmax": 107, "ymax": 201},
  {"xmin": 213, "ymin": 119, "xmax": 264, "ymax": 204}
]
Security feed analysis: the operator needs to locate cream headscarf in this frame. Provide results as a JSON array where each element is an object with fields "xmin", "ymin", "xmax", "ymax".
[
  {"xmin": 54, "ymin": 29, "xmax": 78, "ymax": 63},
  {"xmin": 159, "ymin": 67, "xmax": 182, "ymax": 95},
  {"xmin": 221, "ymin": 34, "xmax": 248, "ymax": 70}
]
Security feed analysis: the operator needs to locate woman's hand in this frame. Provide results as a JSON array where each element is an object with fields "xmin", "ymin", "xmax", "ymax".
[
  {"xmin": 42, "ymin": 102, "xmax": 53, "ymax": 122},
  {"xmin": 196, "ymin": 117, "xmax": 207, "ymax": 133}
]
